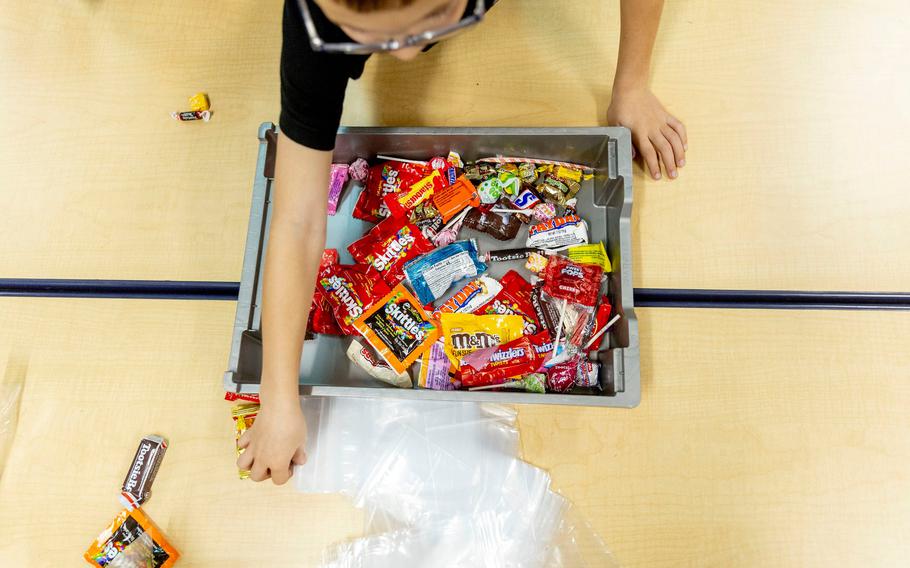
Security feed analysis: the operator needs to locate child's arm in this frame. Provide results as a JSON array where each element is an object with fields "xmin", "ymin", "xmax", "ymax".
[
  {"xmin": 607, "ymin": 0, "xmax": 688, "ymax": 181},
  {"xmin": 236, "ymin": 132, "xmax": 332, "ymax": 485}
]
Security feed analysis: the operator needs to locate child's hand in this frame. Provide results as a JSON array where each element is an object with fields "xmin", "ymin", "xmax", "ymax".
[
  {"xmin": 236, "ymin": 396, "xmax": 308, "ymax": 485},
  {"xmin": 607, "ymin": 87, "xmax": 687, "ymax": 181}
]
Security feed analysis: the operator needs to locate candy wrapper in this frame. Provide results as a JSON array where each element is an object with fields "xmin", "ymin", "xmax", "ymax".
[
  {"xmin": 439, "ymin": 313, "xmax": 524, "ymax": 368},
  {"xmin": 458, "ymin": 336, "xmax": 539, "ymax": 388},
  {"xmin": 119, "ymin": 435, "xmax": 168, "ymax": 511},
  {"xmin": 348, "ymin": 158, "xmax": 370, "ymax": 182},
  {"xmin": 541, "ymin": 255, "xmax": 603, "ymax": 307},
  {"xmin": 348, "ymin": 216, "xmax": 435, "ymax": 286},
  {"xmin": 318, "ymin": 264, "xmax": 390, "ymax": 335},
  {"xmin": 546, "ymin": 356, "xmax": 581, "ymax": 393},
  {"xmin": 567, "ymin": 241, "xmax": 611, "ymax": 272},
  {"xmin": 354, "ymin": 161, "xmax": 427, "ymax": 222},
  {"xmin": 525, "ymin": 251, "xmax": 550, "ymax": 274},
  {"xmin": 532, "ymin": 202, "xmax": 557, "ymax": 222},
  {"xmin": 477, "ymin": 270, "xmax": 542, "ymax": 336},
  {"xmin": 326, "ymin": 163, "xmax": 350, "ymax": 215},
  {"xmin": 383, "ymin": 169, "xmax": 443, "ymax": 219},
  {"xmin": 171, "ymin": 110, "xmax": 210, "ymax": 122},
  {"xmin": 431, "ymin": 175, "xmax": 480, "ymax": 222},
  {"xmin": 468, "ymin": 373, "xmax": 546, "ymax": 393},
  {"xmin": 354, "ymin": 284, "xmax": 440, "ymax": 374},
  {"xmin": 463, "ymin": 162, "xmax": 497, "ymax": 182},
  {"xmin": 188, "ymin": 92, "xmax": 210, "ymax": 112},
  {"xmin": 223, "ymin": 391, "xmax": 260, "ymax": 403},
  {"xmin": 463, "ymin": 206, "xmax": 522, "ymax": 241},
  {"xmin": 417, "ymin": 340, "xmax": 458, "ymax": 390},
  {"xmin": 84, "ymin": 507, "xmax": 179, "ymax": 568},
  {"xmin": 477, "ymin": 173, "xmax": 520, "ymax": 204},
  {"xmin": 232, "ymin": 403, "xmax": 258, "ymax": 479},
  {"xmin": 576, "ymin": 359, "xmax": 601, "ymax": 388},
  {"xmin": 527, "ymin": 215, "xmax": 589, "ymax": 250},
  {"xmin": 347, "ymin": 339, "xmax": 412, "ymax": 388},
  {"xmin": 411, "ymin": 201, "xmax": 444, "ymax": 240},
  {"xmin": 404, "ymin": 240, "xmax": 487, "ymax": 305},
  {"xmin": 432, "ymin": 276, "xmax": 501, "ymax": 319},
  {"xmin": 308, "ymin": 249, "xmax": 344, "ymax": 335},
  {"xmin": 485, "ymin": 247, "xmax": 542, "ymax": 263}
]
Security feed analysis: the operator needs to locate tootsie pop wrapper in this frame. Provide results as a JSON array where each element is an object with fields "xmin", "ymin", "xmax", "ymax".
[
  {"xmin": 432, "ymin": 275, "xmax": 502, "ymax": 319},
  {"xmin": 546, "ymin": 356, "xmax": 581, "ymax": 393},
  {"xmin": 527, "ymin": 215, "xmax": 589, "ymax": 250},
  {"xmin": 119, "ymin": 435, "xmax": 168, "ymax": 510},
  {"xmin": 347, "ymin": 339, "xmax": 412, "ymax": 388},
  {"xmin": 576, "ymin": 359, "xmax": 600, "ymax": 388},
  {"xmin": 403, "ymin": 239, "xmax": 487, "ymax": 305}
]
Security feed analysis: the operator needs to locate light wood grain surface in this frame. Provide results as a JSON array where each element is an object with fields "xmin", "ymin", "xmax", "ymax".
[
  {"xmin": 1, "ymin": 0, "xmax": 909, "ymax": 290},
  {"xmin": 1, "ymin": 299, "xmax": 908, "ymax": 567}
]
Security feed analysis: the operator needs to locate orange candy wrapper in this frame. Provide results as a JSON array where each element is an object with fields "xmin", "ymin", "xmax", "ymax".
[
  {"xmin": 431, "ymin": 175, "xmax": 481, "ymax": 222},
  {"xmin": 84, "ymin": 507, "xmax": 179, "ymax": 567},
  {"xmin": 354, "ymin": 284, "xmax": 440, "ymax": 374}
]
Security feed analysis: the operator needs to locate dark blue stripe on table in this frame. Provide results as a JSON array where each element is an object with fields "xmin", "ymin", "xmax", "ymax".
[{"xmin": 2, "ymin": 279, "xmax": 909, "ymax": 310}]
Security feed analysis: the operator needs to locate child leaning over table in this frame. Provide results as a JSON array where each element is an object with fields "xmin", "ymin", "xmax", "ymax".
[{"xmin": 237, "ymin": 0, "xmax": 687, "ymax": 484}]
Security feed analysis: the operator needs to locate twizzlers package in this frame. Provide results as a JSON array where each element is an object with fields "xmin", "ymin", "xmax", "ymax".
[{"xmin": 354, "ymin": 161, "xmax": 428, "ymax": 222}]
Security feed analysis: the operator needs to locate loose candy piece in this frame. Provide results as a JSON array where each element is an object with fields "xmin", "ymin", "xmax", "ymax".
[
  {"xmin": 354, "ymin": 284, "xmax": 440, "ymax": 374},
  {"xmin": 404, "ymin": 240, "xmax": 487, "ymax": 305},
  {"xmin": 576, "ymin": 359, "xmax": 601, "ymax": 388},
  {"xmin": 527, "ymin": 214, "xmax": 589, "ymax": 250},
  {"xmin": 532, "ymin": 202, "xmax": 557, "ymax": 222},
  {"xmin": 327, "ymin": 163, "xmax": 350, "ymax": 216},
  {"xmin": 347, "ymin": 339, "xmax": 412, "ymax": 388},
  {"xmin": 171, "ymin": 110, "xmax": 211, "ymax": 122},
  {"xmin": 188, "ymin": 92, "xmax": 210, "ymax": 112},
  {"xmin": 119, "ymin": 435, "xmax": 168, "ymax": 511}
]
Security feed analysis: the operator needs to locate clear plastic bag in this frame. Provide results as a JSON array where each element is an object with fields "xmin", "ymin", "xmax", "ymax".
[{"xmin": 295, "ymin": 397, "xmax": 619, "ymax": 567}]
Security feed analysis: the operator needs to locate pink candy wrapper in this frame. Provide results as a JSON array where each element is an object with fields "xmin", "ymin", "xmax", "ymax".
[{"xmin": 327, "ymin": 163, "xmax": 350, "ymax": 216}]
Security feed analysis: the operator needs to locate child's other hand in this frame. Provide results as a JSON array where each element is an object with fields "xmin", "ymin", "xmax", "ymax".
[
  {"xmin": 236, "ymin": 396, "xmax": 308, "ymax": 485},
  {"xmin": 607, "ymin": 87, "xmax": 687, "ymax": 181}
]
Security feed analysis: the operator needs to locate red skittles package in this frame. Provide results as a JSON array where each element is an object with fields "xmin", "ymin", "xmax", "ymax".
[
  {"xmin": 318, "ymin": 264, "xmax": 390, "ymax": 335},
  {"xmin": 348, "ymin": 216, "xmax": 435, "ymax": 286},
  {"xmin": 354, "ymin": 161, "xmax": 428, "ymax": 222}
]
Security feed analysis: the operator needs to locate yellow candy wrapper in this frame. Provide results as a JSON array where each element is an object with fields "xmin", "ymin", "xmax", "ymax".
[
  {"xmin": 232, "ymin": 403, "xmax": 259, "ymax": 480},
  {"xmin": 439, "ymin": 313, "xmax": 524, "ymax": 368},
  {"xmin": 188, "ymin": 92, "xmax": 210, "ymax": 112},
  {"xmin": 567, "ymin": 242, "xmax": 612, "ymax": 272}
]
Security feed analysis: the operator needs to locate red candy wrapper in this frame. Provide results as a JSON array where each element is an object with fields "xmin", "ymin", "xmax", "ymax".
[
  {"xmin": 383, "ymin": 169, "xmax": 444, "ymax": 219},
  {"xmin": 458, "ymin": 336, "xmax": 539, "ymax": 388},
  {"xmin": 354, "ymin": 161, "xmax": 428, "ymax": 222},
  {"xmin": 318, "ymin": 264, "xmax": 390, "ymax": 335},
  {"xmin": 224, "ymin": 391, "xmax": 261, "ymax": 403},
  {"xmin": 348, "ymin": 216, "xmax": 435, "ymax": 286},
  {"xmin": 308, "ymin": 249, "xmax": 344, "ymax": 336},
  {"xmin": 477, "ymin": 270, "xmax": 542, "ymax": 336},
  {"xmin": 541, "ymin": 255, "xmax": 603, "ymax": 307},
  {"xmin": 546, "ymin": 356, "xmax": 581, "ymax": 393}
]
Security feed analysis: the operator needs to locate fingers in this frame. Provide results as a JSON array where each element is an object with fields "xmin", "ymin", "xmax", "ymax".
[
  {"xmin": 271, "ymin": 465, "xmax": 292, "ymax": 486},
  {"xmin": 238, "ymin": 429, "xmax": 252, "ymax": 450},
  {"xmin": 667, "ymin": 115, "xmax": 688, "ymax": 150},
  {"xmin": 661, "ymin": 125, "xmax": 686, "ymax": 168},
  {"xmin": 249, "ymin": 463, "xmax": 270, "ymax": 483},
  {"xmin": 291, "ymin": 446, "xmax": 308, "ymax": 466},
  {"xmin": 637, "ymin": 139, "xmax": 662, "ymax": 180},
  {"xmin": 236, "ymin": 447, "xmax": 254, "ymax": 472},
  {"xmin": 649, "ymin": 133, "xmax": 678, "ymax": 179}
]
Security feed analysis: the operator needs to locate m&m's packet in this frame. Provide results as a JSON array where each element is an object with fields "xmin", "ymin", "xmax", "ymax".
[
  {"xmin": 354, "ymin": 284, "xmax": 440, "ymax": 375},
  {"xmin": 439, "ymin": 313, "xmax": 524, "ymax": 368},
  {"xmin": 84, "ymin": 507, "xmax": 179, "ymax": 567}
]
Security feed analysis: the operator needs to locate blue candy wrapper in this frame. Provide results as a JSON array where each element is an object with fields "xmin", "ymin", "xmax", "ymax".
[{"xmin": 404, "ymin": 240, "xmax": 487, "ymax": 305}]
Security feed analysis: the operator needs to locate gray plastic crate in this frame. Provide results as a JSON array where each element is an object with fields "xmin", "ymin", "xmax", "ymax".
[{"xmin": 224, "ymin": 124, "xmax": 640, "ymax": 407}]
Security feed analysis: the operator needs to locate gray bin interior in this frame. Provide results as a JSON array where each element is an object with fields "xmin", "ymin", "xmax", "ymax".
[{"xmin": 225, "ymin": 124, "xmax": 640, "ymax": 407}]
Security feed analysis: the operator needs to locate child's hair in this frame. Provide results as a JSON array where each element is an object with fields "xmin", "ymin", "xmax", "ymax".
[{"xmin": 334, "ymin": 0, "xmax": 417, "ymax": 12}]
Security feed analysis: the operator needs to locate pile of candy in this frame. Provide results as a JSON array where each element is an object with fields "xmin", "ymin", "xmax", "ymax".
[{"xmin": 310, "ymin": 153, "xmax": 620, "ymax": 394}]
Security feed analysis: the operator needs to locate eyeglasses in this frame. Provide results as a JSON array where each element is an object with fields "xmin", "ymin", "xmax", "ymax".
[{"xmin": 299, "ymin": 0, "xmax": 486, "ymax": 55}]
